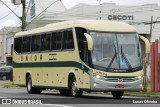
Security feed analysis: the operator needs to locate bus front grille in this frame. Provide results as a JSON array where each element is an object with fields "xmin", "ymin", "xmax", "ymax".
[{"xmin": 104, "ymin": 78, "xmax": 136, "ymax": 82}]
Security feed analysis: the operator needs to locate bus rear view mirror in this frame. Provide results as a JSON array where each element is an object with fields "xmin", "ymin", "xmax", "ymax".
[
  {"xmin": 84, "ymin": 33, "xmax": 93, "ymax": 51},
  {"xmin": 139, "ymin": 35, "xmax": 150, "ymax": 54}
]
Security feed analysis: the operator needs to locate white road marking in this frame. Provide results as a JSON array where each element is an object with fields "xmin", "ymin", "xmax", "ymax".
[
  {"xmin": 42, "ymin": 104, "xmax": 75, "ymax": 107},
  {"xmin": 0, "ymin": 97, "xmax": 6, "ymax": 98}
]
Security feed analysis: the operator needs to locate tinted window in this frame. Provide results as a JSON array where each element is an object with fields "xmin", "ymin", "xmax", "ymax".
[
  {"xmin": 75, "ymin": 27, "xmax": 88, "ymax": 63},
  {"xmin": 31, "ymin": 35, "xmax": 40, "ymax": 52},
  {"xmin": 62, "ymin": 31, "xmax": 67, "ymax": 49},
  {"xmin": 41, "ymin": 33, "xmax": 51, "ymax": 51},
  {"xmin": 56, "ymin": 32, "xmax": 62, "ymax": 50},
  {"xmin": 14, "ymin": 37, "xmax": 22, "ymax": 53},
  {"xmin": 67, "ymin": 31, "xmax": 74, "ymax": 49},
  {"xmin": 51, "ymin": 32, "xmax": 63, "ymax": 50},
  {"xmin": 51, "ymin": 32, "xmax": 57, "ymax": 50},
  {"xmin": 22, "ymin": 36, "xmax": 31, "ymax": 53},
  {"xmin": 62, "ymin": 30, "xmax": 74, "ymax": 49}
]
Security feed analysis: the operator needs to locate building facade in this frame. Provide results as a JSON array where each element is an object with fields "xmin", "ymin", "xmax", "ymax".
[
  {"xmin": 0, "ymin": 27, "xmax": 21, "ymax": 66},
  {"xmin": 53, "ymin": 3, "xmax": 160, "ymax": 42},
  {"xmin": 0, "ymin": 0, "xmax": 66, "ymax": 66},
  {"xmin": 1, "ymin": 2, "xmax": 159, "ymax": 80}
]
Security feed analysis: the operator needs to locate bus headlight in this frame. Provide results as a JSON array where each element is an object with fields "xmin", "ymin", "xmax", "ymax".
[
  {"xmin": 135, "ymin": 75, "xmax": 143, "ymax": 80},
  {"xmin": 93, "ymin": 74, "xmax": 105, "ymax": 80},
  {"xmin": 96, "ymin": 75, "xmax": 101, "ymax": 79},
  {"xmin": 140, "ymin": 84, "xmax": 143, "ymax": 87},
  {"xmin": 93, "ymin": 74, "xmax": 101, "ymax": 79}
]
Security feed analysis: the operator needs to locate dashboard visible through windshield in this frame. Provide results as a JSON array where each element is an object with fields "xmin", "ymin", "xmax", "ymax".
[{"xmin": 90, "ymin": 32, "xmax": 142, "ymax": 72}]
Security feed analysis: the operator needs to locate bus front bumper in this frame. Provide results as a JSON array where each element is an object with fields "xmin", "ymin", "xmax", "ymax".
[{"xmin": 90, "ymin": 75, "xmax": 143, "ymax": 91}]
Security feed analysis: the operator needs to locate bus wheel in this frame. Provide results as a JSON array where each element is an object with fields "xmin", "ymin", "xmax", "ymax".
[
  {"xmin": 70, "ymin": 76, "xmax": 83, "ymax": 97},
  {"xmin": 26, "ymin": 75, "xmax": 42, "ymax": 94},
  {"xmin": 2, "ymin": 76, "xmax": 6, "ymax": 81},
  {"xmin": 111, "ymin": 91, "xmax": 124, "ymax": 99}
]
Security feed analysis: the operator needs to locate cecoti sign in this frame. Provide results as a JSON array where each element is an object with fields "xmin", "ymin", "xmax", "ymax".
[{"xmin": 108, "ymin": 15, "xmax": 134, "ymax": 20}]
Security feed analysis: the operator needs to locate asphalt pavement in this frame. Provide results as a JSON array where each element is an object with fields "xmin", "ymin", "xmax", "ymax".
[{"xmin": 0, "ymin": 87, "xmax": 159, "ymax": 107}]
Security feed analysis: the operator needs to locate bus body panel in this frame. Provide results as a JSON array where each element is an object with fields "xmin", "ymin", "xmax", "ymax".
[
  {"xmin": 13, "ymin": 20, "xmax": 145, "ymax": 93},
  {"xmin": 90, "ymin": 69, "xmax": 143, "ymax": 91},
  {"xmin": 13, "ymin": 50, "xmax": 91, "ymax": 89}
]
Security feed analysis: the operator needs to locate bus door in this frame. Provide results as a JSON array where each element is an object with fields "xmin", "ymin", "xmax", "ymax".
[{"xmin": 75, "ymin": 27, "xmax": 90, "ymax": 89}]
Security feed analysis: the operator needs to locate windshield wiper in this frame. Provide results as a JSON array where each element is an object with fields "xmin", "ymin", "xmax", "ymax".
[
  {"xmin": 120, "ymin": 45, "xmax": 132, "ymax": 70},
  {"xmin": 107, "ymin": 45, "xmax": 118, "ymax": 69}
]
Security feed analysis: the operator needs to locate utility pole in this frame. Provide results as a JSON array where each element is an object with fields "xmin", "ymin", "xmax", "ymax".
[
  {"xmin": 150, "ymin": 16, "xmax": 153, "ymax": 37},
  {"xmin": 9, "ymin": 0, "xmax": 27, "ymax": 31},
  {"xmin": 21, "ymin": 0, "xmax": 26, "ymax": 31}
]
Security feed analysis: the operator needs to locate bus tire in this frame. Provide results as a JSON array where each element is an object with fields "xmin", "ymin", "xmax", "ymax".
[
  {"xmin": 26, "ymin": 75, "xmax": 42, "ymax": 94},
  {"xmin": 111, "ymin": 91, "xmax": 124, "ymax": 99},
  {"xmin": 2, "ymin": 75, "xmax": 6, "ymax": 81},
  {"xmin": 69, "ymin": 76, "xmax": 83, "ymax": 97}
]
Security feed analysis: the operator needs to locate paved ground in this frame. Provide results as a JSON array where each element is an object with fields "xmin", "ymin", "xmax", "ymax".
[{"xmin": 0, "ymin": 87, "xmax": 159, "ymax": 107}]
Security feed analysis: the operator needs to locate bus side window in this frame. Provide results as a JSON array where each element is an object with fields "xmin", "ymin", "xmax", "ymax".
[
  {"xmin": 62, "ymin": 30, "xmax": 68, "ymax": 49},
  {"xmin": 67, "ymin": 30, "xmax": 74, "ymax": 49},
  {"xmin": 31, "ymin": 35, "xmax": 40, "ymax": 52},
  {"xmin": 75, "ymin": 27, "xmax": 89, "ymax": 65},
  {"xmin": 41, "ymin": 33, "xmax": 51, "ymax": 51},
  {"xmin": 62, "ymin": 30, "xmax": 74, "ymax": 50},
  {"xmin": 56, "ymin": 32, "xmax": 62, "ymax": 50},
  {"xmin": 46, "ymin": 34, "xmax": 51, "ymax": 51},
  {"xmin": 51, "ymin": 32, "xmax": 57, "ymax": 50},
  {"xmin": 14, "ymin": 37, "xmax": 22, "ymax": 53},
  {"xmin": 22, "ymin": 36, "xmax": 31, "ymax": 53},
  {"xmin": 41, "ymin": 34, "xmax": 46, "ymax": 51}
]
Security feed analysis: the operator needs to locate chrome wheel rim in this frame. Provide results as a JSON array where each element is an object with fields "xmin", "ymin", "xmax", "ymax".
[
  {"xmin": 72, "ymin": 81, "xmax": 77, "ymax": 96},
  {"xmin": 2, "ymin": 76, "xmax": 6, "ymax": 80},
  {"xmin": 27, "ymin": 79, "xmax": 31, "ymax": 91}
]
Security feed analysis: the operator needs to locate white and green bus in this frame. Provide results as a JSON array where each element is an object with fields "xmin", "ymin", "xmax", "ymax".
[{"xmin": 13, "ymin": 20, "xmax": 150, "ymax": 98}]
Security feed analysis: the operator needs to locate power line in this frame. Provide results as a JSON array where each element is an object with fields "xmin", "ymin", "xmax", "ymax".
[
  {"xmin": 35, "ymin": 0, "xmax": 44, "ymax": 11},
  {"xmin": 0, "ymin": 6, "xmax": 19, "ymax": 21},
  {"xmin": 26, "ymin": 0, "xmax": 61, "ymax": 27},
  {"xmin": 0, "ymin": 0, "xmax": 21, "ymax": 21}
]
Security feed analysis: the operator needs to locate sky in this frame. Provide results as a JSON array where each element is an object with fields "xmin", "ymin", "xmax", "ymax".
[
  {"xmin": 0, "ymin": 0, "xmax": 160, "ymax": 30},
  {"xmin": 61, "ymin": 0, "xmax": 160, "ymax": 9}
]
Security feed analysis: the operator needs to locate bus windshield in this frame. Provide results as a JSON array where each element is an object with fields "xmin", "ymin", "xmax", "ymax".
[{"xmin": 90, "ymin": 32, "xmax": 142, "ymax": 72}]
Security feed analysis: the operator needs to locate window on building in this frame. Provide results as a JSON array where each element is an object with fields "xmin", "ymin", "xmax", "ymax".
[
  {"xmin": 31, "ymin": 35, "xmax": 40, "ymax": 52},
  {"xmin": 22, "ymin": 36, "xmax": 31, "ymax": 53},
  {"xmin": 14, "ymin": 37, "xmax": 22, "ymax": 53}
]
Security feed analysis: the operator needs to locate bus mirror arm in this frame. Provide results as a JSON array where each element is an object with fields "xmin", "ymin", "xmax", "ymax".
[
  {"xmin": 84, "ymin": 33, "xmax": 93, "ymax": 51},
  {"xmin": 139, "ymin": 35, "xmax": 150, "ymax": 54}
]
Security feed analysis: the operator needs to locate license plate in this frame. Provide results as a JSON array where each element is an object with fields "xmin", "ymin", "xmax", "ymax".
[{"xmin": 115, "ymin": 84, "xmax": 125, "ymax": 88}]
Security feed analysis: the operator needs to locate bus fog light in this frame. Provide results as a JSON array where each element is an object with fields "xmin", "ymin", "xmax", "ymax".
[
  {"xmin": 140, "ymin": 84, "xmax": 143, "ymax": 87},
  {"xmin": 93, "ymin": 83, "xmax": 97, "ymax": 87}
]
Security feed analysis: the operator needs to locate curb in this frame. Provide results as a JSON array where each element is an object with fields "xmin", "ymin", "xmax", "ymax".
[
  {"xmin": 90, "ymin": 92, "xmax": 160, "ymax": 98},
  {"xmin": 124, "ymin": 94, "xmax": 160, "ymax": 98}
]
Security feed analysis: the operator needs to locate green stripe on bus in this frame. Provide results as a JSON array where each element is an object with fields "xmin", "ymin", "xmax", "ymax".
[{"xmin": 13, "ymin": 61, "xmax": 89, "ymax": 74}]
